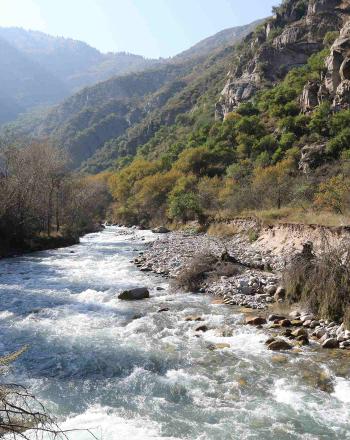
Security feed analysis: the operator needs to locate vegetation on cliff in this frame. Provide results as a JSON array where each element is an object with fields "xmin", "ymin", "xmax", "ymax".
[{"xmin": 107, "ymin": 36, "xmax": 350, "ymax": 227}]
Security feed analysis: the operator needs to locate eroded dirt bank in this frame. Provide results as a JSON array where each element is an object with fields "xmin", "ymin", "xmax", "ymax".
[{"xmin": 133, "ymin": 220, "xmax": 350, "ymax": 351}]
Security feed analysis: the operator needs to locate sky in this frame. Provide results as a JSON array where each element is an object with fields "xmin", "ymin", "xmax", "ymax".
[{"xmin": 0, "ymin": 0, "xmax": 280, "ymax": 58}]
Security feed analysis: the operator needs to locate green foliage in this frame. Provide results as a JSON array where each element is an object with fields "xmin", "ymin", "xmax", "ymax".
[
  {"xmin": 326, "ymin": 128, "xmax": 350, "ymax": 157},
  {"xmin": 168, "ymin": 192, "xmax": 203, "ymax": 223}
]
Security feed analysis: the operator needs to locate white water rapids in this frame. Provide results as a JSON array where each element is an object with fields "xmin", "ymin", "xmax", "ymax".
[{"xmin": 0, "ymin": 227, "xmax": 349, "ymax": 439}]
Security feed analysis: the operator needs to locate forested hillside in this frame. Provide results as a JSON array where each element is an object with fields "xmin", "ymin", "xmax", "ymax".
[
  {"xmin": 106, "ymin": 0, "xmax": 350, "ymax": 227},
  {"xmin": 2, "ymin": 21, "xmax": 261, "ymax": 169}
]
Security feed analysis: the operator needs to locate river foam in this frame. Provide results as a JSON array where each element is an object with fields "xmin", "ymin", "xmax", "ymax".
[{"xmin": 0, "ymin": 227, "xmax": 349, "ymax": 440}]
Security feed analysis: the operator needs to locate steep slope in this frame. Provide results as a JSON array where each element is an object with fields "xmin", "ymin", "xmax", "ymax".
[
  {"xmin": 104, "ymin": 0, "xmax": 350, "ymax": 229},
  {"xmin": 0, "ymin": 36, "xmax": 68, "ymax": 124},
  {"xmin": 9, "ymin": 19, "xmax": 261, "ymax": 170},
  {"xmin": 216, "ymin": 0, "xmax": 350, "ymax": 118},
  {"xmin": 175, "ymin": 19, "xmax": 264, "ymax": 60},
  {"xmin": 0, "ymin": 27, "xmax": 156, "ymax": 92}
]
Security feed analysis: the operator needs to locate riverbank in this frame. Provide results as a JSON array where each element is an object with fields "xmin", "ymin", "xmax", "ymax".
[
  {"xmin": 1, "ymin": 226, "xmax": 350, "ymax": 439},
  {"xmin": 0, "ymin": 223, "xmax": 104, "ymax": 259},
  {"xmin": 133, "ymin": 223, "xmax": 350, "ymax": 351}
]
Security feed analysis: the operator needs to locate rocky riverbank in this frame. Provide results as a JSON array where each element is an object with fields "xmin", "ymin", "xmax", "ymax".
[{"xmin": 132, "ymin": 226, "xmax": 350, "ymax": 351}]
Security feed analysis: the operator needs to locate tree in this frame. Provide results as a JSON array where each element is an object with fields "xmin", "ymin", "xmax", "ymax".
[
  {"xmin": 168, "ymin": 192, "xmax": 203, "ymax": 223},
  {"xmin": 252, "ymin": 159, "xmax": 295, "ymax": 209},
  {"xmin": 314, "ymin": 175, "xmax": 349, "ymax": 214}
]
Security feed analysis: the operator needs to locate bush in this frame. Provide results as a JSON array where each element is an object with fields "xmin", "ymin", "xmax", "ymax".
[
  {"xmin": 174, "ymin": 253, "xmax": 218, "ymax": 292},
  {"xmin": 168, "ymin": 192, "xmax": 203, "ymax": 223},
  {"xmin": 174, "ymin": 252, "xmax": 242, "ymax": 292},
  {"xmin": 283, "ymin": 245, "xmax": 350, "ymax": 327}
]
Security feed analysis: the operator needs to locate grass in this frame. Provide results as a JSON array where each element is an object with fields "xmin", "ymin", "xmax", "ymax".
[
  {"xmin": 207, "ymin": 223, "xmax": 239, "ymax": 237},
  {"xmin": 283, "ymin": 244, "xmax": 350, "ymax": 328},
  {"xmin": 214, "ymin": 207, "xmax": 350, "ymax": 228}
]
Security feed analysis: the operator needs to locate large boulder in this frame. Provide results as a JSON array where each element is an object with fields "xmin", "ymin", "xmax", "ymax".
[
  {"xmin": 322, "ymin": 338, "xmax": 340, "ymax": 349},
  {"xmin": 268, "ymin": 339, "xmax": 293, "ymax": 351},
  {"xmin": 246, "ymin": 316, "xmax": 267, "ymax": 326},
  {"xmin": 118, "ymin": 287, "xmax": 150, "ymax": 301}
]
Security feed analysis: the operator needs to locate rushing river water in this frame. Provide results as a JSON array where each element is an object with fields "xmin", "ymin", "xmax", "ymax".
[{"xmin": 0, "ymin": 227, "xmax": 350, "ymax": 440}]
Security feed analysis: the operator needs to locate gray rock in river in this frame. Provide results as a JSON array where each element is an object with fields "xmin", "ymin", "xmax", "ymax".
[{"xmin": 118, "ymin": 287, "xmax": 150, "ymax": 301}]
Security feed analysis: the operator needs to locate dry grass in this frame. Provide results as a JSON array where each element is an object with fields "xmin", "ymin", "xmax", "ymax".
[
  {"xmin": 245, "ymin": 208, "xmax": 350, "ymax": 227},
  {"xmin": 207, "ymin": 223, "xmax": 239, "ymax": 237},
  {"xmin": 283, "ymin": 245, "xmax": 350, "ymax": 328}
]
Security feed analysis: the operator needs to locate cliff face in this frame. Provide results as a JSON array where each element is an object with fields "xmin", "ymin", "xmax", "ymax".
[{"xmin": 216, "ymin": 0, "xmax": 350, "ymax": 119}]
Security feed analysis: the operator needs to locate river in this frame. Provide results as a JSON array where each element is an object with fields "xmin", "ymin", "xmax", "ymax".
[{"xmin": 0, "ymin": 227, "xmax": 349, "ymax": 440}]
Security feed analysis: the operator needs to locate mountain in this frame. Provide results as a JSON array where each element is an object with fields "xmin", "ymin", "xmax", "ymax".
[
  {"xmin": 4, "ymin": 20, "xmax": 261, "ymax": 169},
  {"xmin": 0, "ymin": 27, "xmax": 158, "ymax": 123},
  {"xmin": 0, "ymin": 36, "xmax": 68, "ymax": 124},
  {"xmin": 175, "ymin": 19, "xmax": 264, "ymax": 60},
  {"xmin": 0, "ymin": 27, "xmax": 157, "ymax": 92}
]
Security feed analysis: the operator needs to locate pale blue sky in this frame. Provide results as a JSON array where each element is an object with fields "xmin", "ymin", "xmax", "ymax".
[{"xmin": 1, "ymin": 0, "xmax": 280, "ymax": 58}]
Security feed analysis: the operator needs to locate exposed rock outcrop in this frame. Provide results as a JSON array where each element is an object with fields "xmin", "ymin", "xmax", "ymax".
[
  {"xmin": 216, "ymin": 0, "xmax": 349, "ymax": 119},
  {"xmin": 300, "ymin": 80, "xmax": 321, "ymax": 112},
  {"xmin": 298, "ymin": 142, "xmax": 327, "ymax": 173}
]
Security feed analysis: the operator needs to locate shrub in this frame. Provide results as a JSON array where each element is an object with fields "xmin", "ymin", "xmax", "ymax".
[
  {"xmin": 283, "ymin": 245, "xmax": 350, "ymax": 327},
  {"xmin": 174, "ymin": 252, "xmax": 242, "ymax": 292},
  {"xmin": 174, "ymin": 253, "xmax": 218, "ymax": 292}
]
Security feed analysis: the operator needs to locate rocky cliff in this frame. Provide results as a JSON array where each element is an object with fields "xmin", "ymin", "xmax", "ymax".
[{"xmin": 216, "ymin": 0, "xmax": 350, "ymax": 119}]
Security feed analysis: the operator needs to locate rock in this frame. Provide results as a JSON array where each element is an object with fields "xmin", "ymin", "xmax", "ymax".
[
  {"xmin": 268, "ymin": 339, "xmax": 293, "ymax": 351},
  {"xmin": 157, "ymin": 308, "xmax": 169, "ymax": 313},
  {"xmin": 292, "ymin": 328, "xmax": 308, "ymax": 338},
  {"xmin": 319, "ymin": 333, "xmax": 330, "ymax": 343},
  {"xmin": 265, "ymin": 337, "xmax": 276, "ymax": 345},
  {"xmin": 156, "ymin": 287, "xmax": 165, "ymax": 291},
  {"xmin": 265, "ymin": 285, "xmax": 277, "ymax": 295},
  {"xmin": 185, "ymin": 316, "xmax": 203, "ymax": 322},
  {"xmin": 268, "ymin": 323, "xmax": 282, "ymax": 329},
  {"xmin": 246, "ymin": 316, "xmax": 267, "ymax": 326},
  {"xmin": 314, "ymin": 328, "xmax": 327, "ymax": 339},
  {"xmin": 303, "ymin": 320, "xmax": 313, "ymax": 327},
  {"xmin": 152, "ymin": 226, "xmax": 170, "ymax": 234},
  {"xmin": 300, "ymin": 80, "xmax": 320, "ymax": 113},
  {"xmin": 322, "ymin": 338, "xmax": 339, "ymax": 349},
  {"xmin": 300, "ymin": 314, "xmax": 315, "ymax": 323},
  {"xmin": 140, "ymin": 266, "xmax": 152, "ymax": 272},
  {"xmin": 296, "ymin": 335, "xmax": 309, "ymax": 346},
  {"xmin": 195, "ymin": 325, "xmax": 209, "ymax": 332},
  {"xmin": 268, "ymin": 314, "xmax": 285, "ymax": 322},
  {"xmin": 132, "ymin": 314, "xmax": 143, "ymax": 320},
  {"xmin": 118, "ymin": 287, "xmax": 150, "ymax": 301},
  {"xmin": 208, "ymin": 343, "xmax": 231, "ymax": 350},
  {"xmin": 280, "ymin": 319, "xmax": 292, "ymax": 328},
  {"xmin": 283, "ymin": 329, "xmax": 293, "ymax": 338},
  {"xmin": 336, "ymin": 323, "xmax": 345, "ymax": 336},
  {"xmin": 291, "ymin": 319, "xmax": 302, "ymax": 326},
  {"xmin": 274, "ymin": 287, "xmax": 286, "ymax": 301},
  {"xmin": 271, "ymin": 354, "xmax": 288, "ymax": 364},
  {"xmin": 290, "ymin": 311, "xmax": 301, "ymax": 319}
]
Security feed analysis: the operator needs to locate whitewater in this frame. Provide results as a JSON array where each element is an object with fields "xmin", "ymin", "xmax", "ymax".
[{"xmin": 0, "ymin": 227, "xmax": 349, "ymax": 440}]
